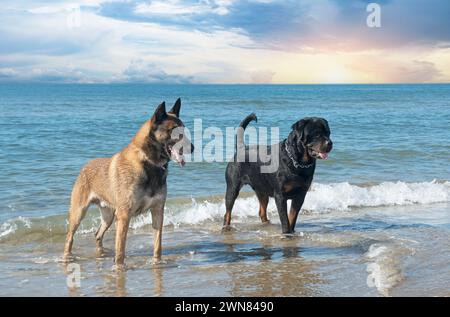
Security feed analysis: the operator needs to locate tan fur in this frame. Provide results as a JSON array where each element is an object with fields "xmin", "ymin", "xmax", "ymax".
[
  {"xmin": 63, "ymin": 102, "xmax": 187, "ymax": 267},
  {"xmin": 257, "ymin": 194, "xmax": 269, "ymax": 223}
]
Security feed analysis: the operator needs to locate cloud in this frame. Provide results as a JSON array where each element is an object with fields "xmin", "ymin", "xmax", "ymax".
[
  {"xmin": 222, "ymin": 0, "xmax": 450, "ymax": 52},
  {"xmin": 250, "ymin": 69, "xmax": 276, "ymax": 83},
  {"xmin": 0, "ymin": 68, "xmax": 18, "ymax": 78},
  {"xmin": 0, "ymin": 66, "xmax": 97, "ymax": 83},
  {"xmin": 347, "ymin": 57, "xmax": 443, "ymax": 83},
  {"xmin": 7, "ymin": 1, "xmax": 450, "ymax": 52},
  {"xmin": 393, "ymin": 60, "xmax": 442, "ymax": 83},
  {"xmin": 122, "ymin": 59, "xmax": 194, "ymax": 83},
  {"xmin": 135, "ymin": 0, "xmax": 230, "ymax": 16},
  {"xmin": 0, "ymin": 1, "xmax": 259, "ymax": 83},
  {"xmin": 0, "ymin": 0, "xmax": 449, "ymax": 83},
  {"xmin": 0, "ymin": 61, "xmax": 195, "ymax": 84},
  {"xmin": 96, "ymin": 0, "xmax": 450, "ymax": 52}
]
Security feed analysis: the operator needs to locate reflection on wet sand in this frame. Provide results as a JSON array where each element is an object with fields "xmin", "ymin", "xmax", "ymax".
[
  {"xmin": 60, "ymin": 229, "xmax": 325, "ymax": 297},
  {"xmin": 61, "ymin": 261, "xmax": 81, "ymax": 297},
  {"xmin": 226, "ymin": 247, "xmax": 322, "ymax": 297},
  {"xmin": 9, "ymin": 214, "xmax": 449, "ymax": 297},
  {"xmin": 152, "ymin": 267, "xmax": 163, "ymax": 296},
  {"xmin": 213, "ymin": 230, "xmax": 321, "ymax": 296}
]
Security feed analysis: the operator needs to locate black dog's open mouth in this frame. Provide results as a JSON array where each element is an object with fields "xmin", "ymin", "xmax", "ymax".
[{"xmin": 309, "ymin": 148, "xmax": 329, "ymax": 160}]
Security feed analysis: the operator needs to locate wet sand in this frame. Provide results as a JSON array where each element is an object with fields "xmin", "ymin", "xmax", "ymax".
[{"xmin": 0, "ymin": 202, "xmax": 449, "ymax": 297}]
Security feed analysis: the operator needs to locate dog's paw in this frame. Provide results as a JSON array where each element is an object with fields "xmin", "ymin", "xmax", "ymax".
[
  {"xmin": 151, "ymin": 258, "xmax": 178, "ymax": 269},
  {"xmin": 112, "ymin": 263, "xmax": 126, "ymax": 271},
  {"xmin": 96, "ymin": 247, "xmax": 113, "ymax": 258},
  {"xmin": 151, "ymin": 257, "xmax": 165, "ymax": 265},
  {"xmin": 281, "ymin": 232, "xmax": 296, "ymax": 239},
  {"xmin": 221, "ymin": 225, "xmax": 235, "ymax": 233},
  {"xmin": 60, "ymin": 253, "xmax": 74, "ymax": 263},
  {"xmin": 95, "ymin": 247, "xmax": 105, "ymax": 257}
]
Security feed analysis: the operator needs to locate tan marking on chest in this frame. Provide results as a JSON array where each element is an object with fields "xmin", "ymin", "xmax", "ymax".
[{"xmin": 283, "ymin": 181, "xmax": 297, "ymax": 193}]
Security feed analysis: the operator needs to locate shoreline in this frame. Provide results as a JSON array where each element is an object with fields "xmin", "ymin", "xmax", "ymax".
[{"xmin": 0, "ymin": 201, "xmax": 449, "ymax": 297}]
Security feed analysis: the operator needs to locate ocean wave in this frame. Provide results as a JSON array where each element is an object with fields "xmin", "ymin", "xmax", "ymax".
[
  {"xmin": 160, "ymin": 180, "xmax": 450, "ymax": 227},
  {"xmin": 1, "ymin": 180, "xmax": 449, "ymax": 241},
  {"xmin": 365, "ymin": 242, "xmax": 414, "ymax": 296},
  {"xmin": 304, "ymin": 180, "xmax": 450, "ymax": 212}
]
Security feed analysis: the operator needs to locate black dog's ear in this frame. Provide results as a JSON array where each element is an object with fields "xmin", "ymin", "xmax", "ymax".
[
  {"xmin": 291, "ymin": 118, "xmax": 309, "ymax": 141},
  {"xmin": 152, "ymin": 101, "xmax": 167, "ymax": 122},
  {"xmin": 169, "ymin": 98, "xmax": 181, "ymax": 117},
  {"xmin": 322, "ymin": 119, "xmax": 330, "ymax": 134}
]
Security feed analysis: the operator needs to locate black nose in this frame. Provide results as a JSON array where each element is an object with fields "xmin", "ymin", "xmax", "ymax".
[{"xmin": 325, "ymin": 139, "xmax": 333, "ymax": 152}]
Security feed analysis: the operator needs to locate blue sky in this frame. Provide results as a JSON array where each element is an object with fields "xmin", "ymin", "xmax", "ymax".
[{"xmin": 1, "ymin": 0, "xmax": 449, "ymax": 83}]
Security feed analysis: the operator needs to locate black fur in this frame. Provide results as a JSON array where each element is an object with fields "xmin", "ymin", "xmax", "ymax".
[
  {"xmin": 153, "ymin": 101, "xmax": 167, "ymax": 123},
  {"xmin": 169, "ymin": 98, "xmax": 181, "ymax": 117},
  {"xmin": 224, "ymin": 114, "xmax": 333, "ymax": 234},
  {"xmin": 141, "ymin": 160, "xmax": 168, "ymax": 196}
]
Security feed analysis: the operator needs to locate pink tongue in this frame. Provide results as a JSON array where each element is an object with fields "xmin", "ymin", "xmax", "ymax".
[{"xmin": 319, "ymin": 152, "xmax": 328, "ymax": 160}]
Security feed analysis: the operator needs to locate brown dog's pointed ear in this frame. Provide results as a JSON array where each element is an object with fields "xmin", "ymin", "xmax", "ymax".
[
  {"xmin": 169, "ymin": 98, "xmax": 181, "ymax": 117},
  {"xmin": 152, "ymin": 101, "xmax": 167, "ymax": 122}
]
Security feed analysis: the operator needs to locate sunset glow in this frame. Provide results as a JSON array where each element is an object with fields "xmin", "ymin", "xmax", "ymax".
[{"xmin": 0, "ymin": 0, "xmax": 449, "ymax": 84}]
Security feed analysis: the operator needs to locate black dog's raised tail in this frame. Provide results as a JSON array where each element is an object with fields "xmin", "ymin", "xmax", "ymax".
[{"xmin": 236, "ymin": 113, "xmax": 257, "ymax": 150}]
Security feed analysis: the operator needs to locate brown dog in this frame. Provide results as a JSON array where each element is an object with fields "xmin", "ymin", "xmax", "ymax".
[{"xmin": 63, "ymin": 98, "xmax": 193, "ymax": 266}]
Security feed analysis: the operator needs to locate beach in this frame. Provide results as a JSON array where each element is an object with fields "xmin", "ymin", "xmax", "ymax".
[
  {"xmin": 1, "ymin": 188, "xmax": 449, "ymax": 296},
  {"xmin": 0, "ymin": 84, "xmax": 449, "ymax": 296}
]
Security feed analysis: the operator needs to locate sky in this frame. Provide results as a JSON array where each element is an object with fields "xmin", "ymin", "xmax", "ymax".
[{"xmin": 0, "ymin": 0, "xmax": 449, "ymax": 84}]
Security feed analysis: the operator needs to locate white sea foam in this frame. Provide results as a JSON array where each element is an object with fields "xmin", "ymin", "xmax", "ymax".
[
  {"xmin": 305, "ymin": 180, "xmax": 450, "ymax": 212},
  {"xmin": 153, "ymin": 180, "xmax": 450, "ymax": 228},
  {"xmin": 365, "ymin": 243, "xmax": 408, "ymax": 296},
  {"xmin": 0, "ymin": 222, "xmax": 17, "ymax": 238},
  {"xmin": 0, "ymin": 216, "xmax": 32, "ymax": 239},
  {"xmin": 1, "ymin": 180, "xmax": 449, "ymax": 238}
]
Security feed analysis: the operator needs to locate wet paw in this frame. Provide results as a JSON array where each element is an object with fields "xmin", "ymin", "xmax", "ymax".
[
  {"xmin": 60, "ymin": 253, "xmax": 74, "ymax": 263},
  {"xmin": 95, "ymin": 247, "xmax": 105, "ymax": 257},
  {"xmin": 112, "ymin": 263, "xmax": 126, "ymax": 271},
  {"xmin": 281, "ymin": 232, "xmax": 296, "ymax": 239},
  {"xmin": 96, "ymin": 247, "xmax": 113, "ymax": 258},
  {"xmin": 221, "ymin": 225, "xmax": 235, "ymax": 233},
  {"xmin": 151, "ymin": 258, "xmax": 178, "ymax": 268}
]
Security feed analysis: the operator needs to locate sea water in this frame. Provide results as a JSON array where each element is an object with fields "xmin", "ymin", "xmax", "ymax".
[{"xmin": 0, "ymin": 84, "xmax": 449, "ymax": 296}]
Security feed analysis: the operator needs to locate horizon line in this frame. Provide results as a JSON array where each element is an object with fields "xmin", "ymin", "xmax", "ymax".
[{"xmin": 1, "ymin": 82, "xmax": 449, "ymax": 85}]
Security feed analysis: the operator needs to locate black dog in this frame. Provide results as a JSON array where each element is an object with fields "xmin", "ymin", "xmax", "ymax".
[{"xmin": 223, "ymin": 113, "xmax": 332, "ymax": 234}]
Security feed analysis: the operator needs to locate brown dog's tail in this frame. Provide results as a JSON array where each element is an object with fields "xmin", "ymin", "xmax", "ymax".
[{"xmin": 236, "ymin": 113, "xmax": 257, "ymax": 150}]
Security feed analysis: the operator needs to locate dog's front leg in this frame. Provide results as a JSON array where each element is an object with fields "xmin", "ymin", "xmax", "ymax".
[
  {"xmin": 151, "ymin": 205, "xmax": 164, "ymax": 261},
  {"xmin": 114, "ymin": 209, "xmax": 130, "ymax": 266},
  {"xmin": 289, "ymin": 193, "xmax": 306, "ymax": 232},
  {"xmin": 274, "ymin": 194, "xmax": 291, "ymax": 234}
]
